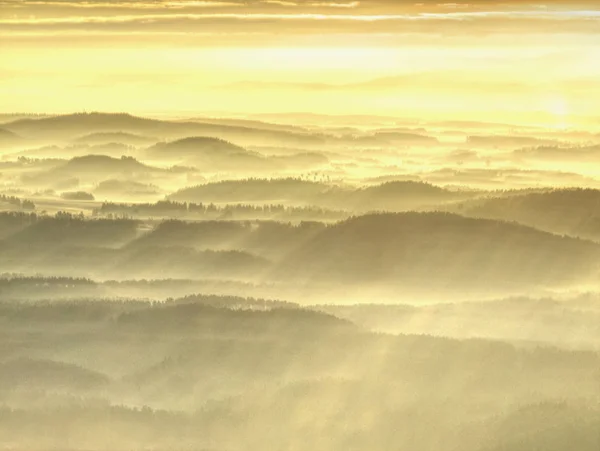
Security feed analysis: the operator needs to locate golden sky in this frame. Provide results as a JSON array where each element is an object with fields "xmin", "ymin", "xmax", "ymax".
[{"xmin": 2, "ymin": 1, "xmax": 600, "ymax": 124}]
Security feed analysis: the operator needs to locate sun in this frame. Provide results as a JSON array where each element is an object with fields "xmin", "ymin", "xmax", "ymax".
[{"xmin": 546, "ymin": 97, "xmax": 570, "ymax": 129}]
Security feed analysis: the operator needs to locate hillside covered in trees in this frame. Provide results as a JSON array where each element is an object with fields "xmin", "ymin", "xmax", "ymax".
[{"xmin": 2, "ymin": 109, "xmax": 600, "ymax": 451}]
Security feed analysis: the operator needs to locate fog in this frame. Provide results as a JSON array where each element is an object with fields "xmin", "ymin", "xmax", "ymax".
[{"xmin": 0, "ymin": 109, "xmax": 599, "ymax": 450}]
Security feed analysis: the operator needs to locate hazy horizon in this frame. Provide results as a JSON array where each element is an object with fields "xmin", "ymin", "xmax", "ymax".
[
  {"xmin": 1, "ymin": 1, "xmax": 599, "ymax": 450},
  {"xmin": 3, "ymin": 0, "xmax": 600, "ymax": 124}
]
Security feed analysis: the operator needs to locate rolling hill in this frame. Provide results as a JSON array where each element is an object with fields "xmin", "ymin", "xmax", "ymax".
[
  {"xmin": 345, "ymin": 181, "xmax": 476, "ymax": 211},
  {"xmin": 74, "ymin": 131, "xmax": 159, "ymax": 146},
  {"xmin": 169, "ymin": 179, "xmax": 476, "ymax": 212},
  {"xmin": 514, "ymin": 144, "xmax": 600, "ymax": 162},
  {"xmin": 168, "ymin": 178, "xmax": 333, "ymax": 203},
  {"xmin": 146, "ymin": 136, "xmax": 271, "ymax": 170},
  {"xmin": 0, "ymin": 358, "xmax": 109, "ymax": 391},
  {"xmin": 276, "ymin": 212, "xmax": 600, "ymax": 291},
  {"xmin": 21, "ymin": 155, "xmax": 167, "ymax": 187},
  {"xmin": 457, "ymin": 188, "xmax": 600, "ymax": 241},
  {"xmin": 2, "ymin": 112, "xmax": 328, "ymax": 147},
  {"xmin": 94, "ymin": 179, "xmax": 161, "ymax": 197},
  {"xmin": 0, "ymin": 127, "xmax": 24, "ymax": 148}
]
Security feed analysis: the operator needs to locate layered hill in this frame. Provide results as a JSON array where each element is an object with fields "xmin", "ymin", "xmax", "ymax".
[
  {"xmin": 74, "ymin": 131, "xmax": 158, "ymax": 146},
  {"xmin": 146, "ymin": 136, "xmax": 270, "ymax": 169},
  {"xmin": 457, "ymin": 188, "xmax": 600, "ymax": 241},
  {"xmin": 2, "ymin": 112, "xmax": 327, "ymax": 147},
  {"xmin": 169, "ymin": 179, "xmax": 477, "ymax": 212},
  {"xmin": 94, "ymin": 179, "xmax": 161, "ymax": 198},
  {"xmin": 21, "ymin": 155, "xmax": 167, "ymax": 187},
  {"xmin": 0, "ymin": 128, "xmax": 23, "ymax": 148},
  {"xmin": 168, "ymin": 178, "xmax": 332, "ymax": 204},
  {"xmin": 1, "ymin": 112, "xmax": 444, "ymax": 150},
  {"xmin": 14, "ymin": 142, "xmax": 135, "ymax": 159},
  {"xmin": 0, "ymin": 359, "xmax": 109, "ymax": 391},
  {"xmin": 0, "ymin": 212, "xmax": 270, "ymax": 279},
  {"xmin": 276, "ymin": 212, "xmax": 600, "ymax": 291},
  {"xmin": 344, "ymin": 181, "xmax": 476, "ymax": 211},
  {"xmin": 514, "ymin": 144, "xmax": 600, "ymax": 162}
]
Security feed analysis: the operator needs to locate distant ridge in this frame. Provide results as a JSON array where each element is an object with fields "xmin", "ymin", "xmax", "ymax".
[
  {"xmin": 458, "ymin": 188, "xmax": 600, "ymax": 241},
  {"xmin": 146, "ymin": 136, "xmax": 275, "ymax": 169},
  {"xmin": 0, "ymin": 127, "xmax": 23, "ymax": 146},
  {"xmin": 74, "ymin": 131, "xmax": 159, "ymax": 146},
  {"xmin": 169, "ymin": 178, "xmax": 330, "ymax": 203},
  {"xmin": 1, "ymin": 112, "xmax": 328, "ymax": 146},
  {"xmin": 276, "ymin": 212, "xmax": 600, "ymax": 290},
  {"xmin": 147, "ymin": 136, "xmax": 251, "ymax": 158}
]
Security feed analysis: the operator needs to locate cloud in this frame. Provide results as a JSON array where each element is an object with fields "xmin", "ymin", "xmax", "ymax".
[
  {"xmin": 0, "ymin": 0, "xmax": 240, "ymax": 6},
  {"xmin": 218, "ymin": 72, "xmax": 539, "ymax": 92},
  {"xmin": 2, "ymin": 10, "xmax": 600, "ymax": 33},
  {"xmin": 2, "ymin": 0, "xmax": 599, "ymax": 15},
  {"xmin": 2, "ymin": 0, "xmax": 600, "ymax": 48}
]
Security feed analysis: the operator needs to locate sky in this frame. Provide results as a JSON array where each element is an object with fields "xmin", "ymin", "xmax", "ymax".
[{"xmin": 2, "ymin": 0, "xmax": 600, "ymax": 124}]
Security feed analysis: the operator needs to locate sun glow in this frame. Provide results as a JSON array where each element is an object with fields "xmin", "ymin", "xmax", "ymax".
[{"xmin": 546, "ymin": 97, "xmax": 571, "ymax": 129}]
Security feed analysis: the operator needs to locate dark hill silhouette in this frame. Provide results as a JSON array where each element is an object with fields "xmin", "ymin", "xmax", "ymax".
[
  {"xmin": 3, "ymin": 213, "xmax": 139, "ymax": 248},
  {"xmin": 2, "ymin": 112, "xmax": 327, "ymax": 147},
  {"xmin": 0, "ymin": 211, "xmax": 38, "ymax": 239},
  {"xmin": 15, "ymin": 142, "xmax": 134, "ymax": 159},
  {"xmin": 74, "ymin": 131, "xmax": 158, "ymax": 146},
  {"xmin": 170, "ymin": 293, "xmax": 297, "ymax": 310},
  {"xmin": 168, "ymin": 178, "xmax": 331, "ymax": 203},
  {"xmin": 127, "ymin": 219, "xmax": 325, "ymax": 259},
  {"xmin": 0, "ymin": 275, "xmax": 100, "ymax": 300},
  {"xmin": 456, "ymin": 188, "xmax": 600, "ymax": 241},
  {"xmin": 276, "ymin": 212, "xmax": 600, "ymax": 291},
  {"xmin": 169, "ymin": 179, "xmax": 475, "ymax": 212},
  {"xmin": 514, "ymin": 144, "xmax": 600, "ymax": 162},
  {"xmin": 148, "ymin": 136, "xmax": 248, "ymax": 157},
  {"xmin": 347, "ymin": 181, "xmax": 475, "ymax": 211},
  {"xmin": 1, "ymin": 292, "xmax": 599, "ymax": 451},
  {"xmin": 0, "ymin": 195, "xmax": 35, "ymax": 213},
  {"xmin": 0, "ymin": 127, "xmax": 24, "ymax": 147},
  {"xmin": 60, "ymin": 191, "xmax": 95, "ymax": 201},
  {"xmin": 3, "ymin": 113, "xmax": 173, "ymax": 141},
  {"xmin": 0, "ymin": 127, "xmax": 20, "ymax": 140},
  {"xmin": 482, "ymin": 403, "xmax": 600, "ymax": 451},
  {"xmin": 146, "ymin": 136, "xmax": 272, "ymax": 170},
  {"xmin": 147, "ymin": 137, "xmax": 329, "ymax": 171},
  {"xmin": 112, "ymin": 246, "xmax": 267, "ymax": 280},
  {"xmin": 0, "ymin": 239, "xmax": 267, "ymax": 281},
  {"xmin": 22, "ymin": 155, "xmax": 165, "ymax": 186},
  {"xmin": 117, "ymin": 301, "xmax": 352, "ymax": 335},
  {"xmin": 0, "ymin": 244, "xmax": 266, "ymax": 280},
  {"xmin": 61, "ymin": 155, "xmax": 152, "ymax": 173},
  {"xmin": 0, "ymin": 358, "xmax": 109, "ymax": 391},
  {"xmin": 94, "ymin": 200, "xmax": 345, "ymax": 222},
  {"xmin": 128, "ymin": 219, "xmax": 251, "ymax": 249},
  {"xmin": 186, "ymin": 116, "xmax": 309, "ymax": 133},
  {"xmin": 94, "ymin": 179, "xmax": 161, "ymax": 197}
]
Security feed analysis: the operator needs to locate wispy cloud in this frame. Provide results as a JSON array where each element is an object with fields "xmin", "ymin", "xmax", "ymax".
[
  {"xmin": 0, "ymin": 0, "xmax": 241, "ymax": 6},
  {"xmin": 4, "ymin": 9, "xmax": 600, "ymax": 23},
  {"xmin": 2, "ymin": 1, "xmax": 600, "ymax": 46}
]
